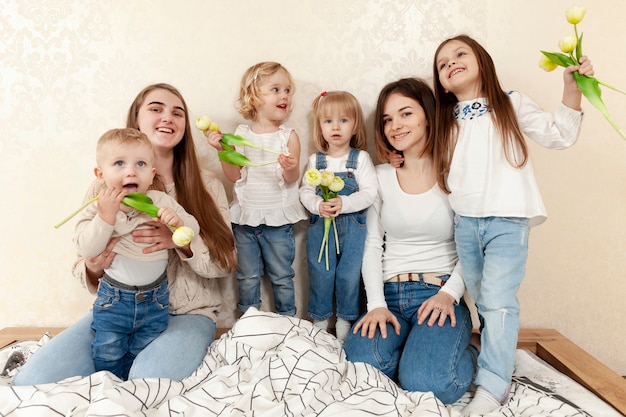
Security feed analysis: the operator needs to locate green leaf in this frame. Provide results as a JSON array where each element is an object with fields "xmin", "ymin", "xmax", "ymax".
[
  {"xmin": 220, "ymin": 133, "xmax": 282, "ymax": 155},
  {"xmin": 54, "ymin": 192, "xmax": 161, "ymax": 229},
  {"xmin": 576, "ymin": 32, "xmax": 584, "ymax": 61},
  {"xmin": 54, "ymin": 196, "xmax": 98, "ymax": 228},
  {"xmin": 540, "ymin": 51, "xmax": 577, "ymax": 68},
  {"xmin": 574, "ymin": 73, "xmax": 626, "ymax": 140},
  {"xmin": 121, "ymin": 193, "xmax": 160, "ymax": 218},
  {"xmin": 218, "ymin": 149, "xmax": 278, "ymax": 167}
]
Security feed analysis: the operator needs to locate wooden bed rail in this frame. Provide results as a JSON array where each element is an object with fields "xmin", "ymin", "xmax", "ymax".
[{"xmin": 2, "ymin": 327, "xmax": 625, "ymax": 415}]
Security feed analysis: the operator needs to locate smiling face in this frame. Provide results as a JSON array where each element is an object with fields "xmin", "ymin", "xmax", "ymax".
[
  {"xmin": 135, "ymin": 88, "xmax": 187, "ymax": 152},
  {"xmin": 256, "ymin": 68, "xmax": 293, "ymax": 123},
  {"xmin": 435, "ymin": 39, "xmax": 482, "ymax": 101},
  {"xmin": 95, "ymin": 140, "xmax": 156, "ymax": 195},
  {"xmin": 382, "ymin": 93, "xmax": 428, "ymax": 155}
]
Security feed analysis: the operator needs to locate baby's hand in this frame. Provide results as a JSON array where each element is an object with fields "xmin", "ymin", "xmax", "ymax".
[
  {"xmin": 157, "ymin": 207, "xmax": 184, "ymax": 228},
  {"xmin": 98, "ymin": 186, "xmax": 126, "ymax": 225},
  {"xmin": 388, "ymin": 150, "xmax": 404, "ymax": 168},
  {"xmin": 206, "ymin": 130, "xmax": 224, "ymax": 151}
]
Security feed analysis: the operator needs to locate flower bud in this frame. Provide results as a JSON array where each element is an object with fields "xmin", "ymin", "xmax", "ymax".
[
  {"xmin": 172, "ymin": 226, "xmax": 194, "ymax": 247},
  {"xmin": 539, "ymin": 55, "xmax": 558, "ymax": 72},
  {"xmin": 305, "ymin": 169, "xmax": 322, "ymax": 186},
  {"xmin": 329, "ymin": 176, "xmax": 345, "ymax": 193},
  {"xmin": 195, "ymin": 116, "xmax": 219, "ymax": 132},
  {"xmin": 320, "ymin": 171, "xmax": 334, "ymax": 187},
  {"xmin": 558, "ymin": 35, "xmax": 578, "ymax": 53},
  {"xmin": 195, "ymin": 116, "xmax": 212, "ymax": 131},
  {"xmin": 565, "ymin": 6, "xmax": 586, "ymax": 24}
]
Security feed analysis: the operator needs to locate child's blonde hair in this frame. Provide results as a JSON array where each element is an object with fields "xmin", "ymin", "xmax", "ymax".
[
  {"xmin": 96, "ymin": 128, "xmax": 153, "ymax": 166},
  {"xmin": 311, "ymin": 91, "xmax": 367, "ymax": 153},
  {"xmin": 237, "ymin": 62, "xmax": 294, "ymax": 121}
]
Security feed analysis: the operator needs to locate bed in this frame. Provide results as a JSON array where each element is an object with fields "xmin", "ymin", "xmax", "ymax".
[{"xmin": 1, "ymin": 309, "xmax": 625, "ymax": 417}]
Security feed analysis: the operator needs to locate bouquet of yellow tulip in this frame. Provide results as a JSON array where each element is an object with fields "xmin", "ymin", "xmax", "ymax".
[
  {"xmin": 196, "ymin": 116, "xmax": 284, "ymax": 166},
  {"xmin": 55, "ymin": 192, "xmax": 194, "ymax": 247},
  {"xmin": 540, "ymin": 5, "xmax": 626, "ymax": 140},
  {"xmin": 304, "ymin": 168, "xmax": 345, "ymax": 270}
]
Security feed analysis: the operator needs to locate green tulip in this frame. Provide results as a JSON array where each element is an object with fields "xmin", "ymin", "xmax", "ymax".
[
  {"xmin": 217, "ymin": 149, "xmax": 277, "ymax": 167},
  {"xmin": 55, "ymin": 193, "xmax": 194, "ymax": 246},
  {"xmin": 540, "ymin": 6, "xmax": 626, "ymax": 140},
  {"xmin": 220, "ymin": 133, "xmax": 283, "ymax": 155},
  {"xmin": 55, "ymin": 192, "xmax": 159, "ymax": 229},
  {"xmin": 195, "ymin": 117, "xmax": 285, "ymax": 166}
]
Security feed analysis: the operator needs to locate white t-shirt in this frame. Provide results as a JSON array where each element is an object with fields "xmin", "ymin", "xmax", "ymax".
[{"xmin": 361, "ymin": 164, "xmax": 464, "ymax": 311}]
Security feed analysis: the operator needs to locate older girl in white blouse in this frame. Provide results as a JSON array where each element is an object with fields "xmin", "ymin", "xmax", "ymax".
[{"xmin": 433, "ymin": 35, "xmax": 594, "ymax": 415}]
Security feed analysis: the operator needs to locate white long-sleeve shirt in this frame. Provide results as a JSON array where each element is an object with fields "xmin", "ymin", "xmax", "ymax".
[
  {"xmin": 361, "ymin": 164, "xmax": 464, "ymax": 311},
  {"xmin": 448, "ymin": 91, "xmax": 583, "ymax": 227},
  {"xmin": 299, "ymin": 149, "xmax": 378, "ymax": 215}
]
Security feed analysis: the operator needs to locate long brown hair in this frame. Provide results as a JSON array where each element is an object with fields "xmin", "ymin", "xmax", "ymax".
[
  {"xmin": 127, "ymin": 83, "xmax": 237, "ymax": 271},
  {"xmin": 373, "ymin": 78, "xmax": 437, "ymax": 163},
  {"xmin": 432, "ymin": 35, "xmax": 528, "ymax": 193}
]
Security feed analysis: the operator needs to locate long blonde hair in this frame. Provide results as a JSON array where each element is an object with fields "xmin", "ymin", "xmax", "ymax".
[
  {"xmin": 311, "ymin": 91, "xmax": 367, "ymax": 153},
  {"xmin": 433, "ymin": 35, "xmax": 528, "ymax": 193},
  {"xmin": 127, "ymin": 83, "xmax": 237, "ymax": 271}
]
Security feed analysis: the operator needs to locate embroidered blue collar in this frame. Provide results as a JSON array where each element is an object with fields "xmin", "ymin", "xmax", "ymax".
[{"xmin": 454, "ymin": 98, "xmax": 490, "ymax": 120}]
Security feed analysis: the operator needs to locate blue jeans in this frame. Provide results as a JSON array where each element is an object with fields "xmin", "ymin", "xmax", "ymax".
[
  {"xmin": 233, "ymin": 223, "xmax": 296, "ymax": 316},
  {"xmin": 344, "ymin": 281, "xmax": 476, "ymax": 404},
  {"xmin": 91, "ymin": 276, "xmax": 170, "ymax": 379},
  {"xmin": 13, "ymin": 313, "xmax": 216, "ymax": 385},
  {"xmin": 306, "ymin": 211, "xmax": 366, "ymax": 321},
  {"xmin": 454, "ymin": 215, "xmax": 529, "ymax": 402}
]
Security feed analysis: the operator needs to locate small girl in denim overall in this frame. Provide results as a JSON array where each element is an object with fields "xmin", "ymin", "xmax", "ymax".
[{"xmin": 299, "ymin": 91, "xmax": 377, "ymax": 341}]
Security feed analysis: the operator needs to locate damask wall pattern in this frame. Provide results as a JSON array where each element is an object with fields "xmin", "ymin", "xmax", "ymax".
[{"xmin": 1, "ymin": 0, "xmax": 625, "ymax": 375}]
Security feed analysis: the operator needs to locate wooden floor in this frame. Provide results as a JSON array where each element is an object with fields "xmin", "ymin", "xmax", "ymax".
[{"xmin": 2, "ymin": 327, "xmax": 625, "ymax": 415}]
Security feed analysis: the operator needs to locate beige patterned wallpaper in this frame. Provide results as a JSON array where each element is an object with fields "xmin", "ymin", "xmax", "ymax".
[{"xmin": 1, "ymin": 0, "xmax": 624, "ymax": 375}]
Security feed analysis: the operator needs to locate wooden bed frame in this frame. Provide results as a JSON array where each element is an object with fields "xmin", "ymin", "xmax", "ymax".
[{"xmin": 2, "ymin": 327, "xmax": 625, "ymax": 416}]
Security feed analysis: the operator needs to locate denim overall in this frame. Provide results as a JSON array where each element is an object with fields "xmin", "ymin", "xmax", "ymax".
[{"xmin": 306, "ymin": 149, "xmax": 367, "ymax": 321}]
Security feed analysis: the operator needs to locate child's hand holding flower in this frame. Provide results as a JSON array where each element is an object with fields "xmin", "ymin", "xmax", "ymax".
[
  {"xmin": 56, "ymin": 192, "xmax": 194, "ymax": 247},
  {"xmin": 196, "ymin": 115, "xmax": 284, "ymax": 166},
  {"xmin": 304, "ymin": 168, "xmax": 345, "ymax": 270},
  {"xmin": 540, "ymin": 5, "xmax": 626, "ymax": 140}
]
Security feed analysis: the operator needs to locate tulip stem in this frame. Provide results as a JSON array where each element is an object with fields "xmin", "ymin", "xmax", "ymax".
[{"xmin": 54, "ymin": 197, "xmax": 99, "ymax": 229}]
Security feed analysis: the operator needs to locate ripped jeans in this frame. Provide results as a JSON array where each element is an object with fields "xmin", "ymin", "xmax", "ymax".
[{"xmin": 454, "ymin": 215, "xmax": 529, "ymax": 402}]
